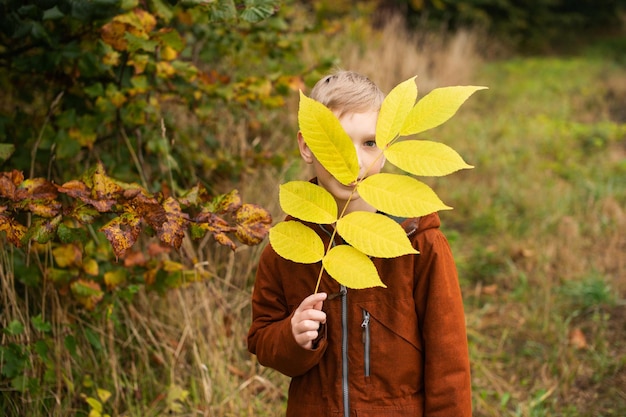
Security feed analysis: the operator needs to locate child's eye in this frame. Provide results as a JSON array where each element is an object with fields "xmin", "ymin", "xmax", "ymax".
[{"xmin": 364, "ymin": 141, "xmax": 377, "ymax": 148}]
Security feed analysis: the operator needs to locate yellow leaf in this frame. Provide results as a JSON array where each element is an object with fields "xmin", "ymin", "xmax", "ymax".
[
  {"xmin": 279, "ymin": 181, "xmax": 337, "ymax": 224},
  {"xmin": 336, "ymin": 211, "xmax": 417, "ymax": 258},
  {"xmin": 97, "ymin": 388, "xmax": 112, "ymax": 403},
  {"xmin": 269, "ymin": 221, "xmax": 324, "ymax": 264},
  {"xmin": 163, "ymin": 260, "xmax": 184, "ymax": 272},
  {"xmin": 85, "ymin": 397, "xmax": 103, "ymax": 413},
  {"xmin": 400, "ymin": 86, "xmax": 488, "ymax": 136},
  {"xmin": 298, "ymin": 91, "xmax": 359, "ymax": 185},
  {"xmin": 83, "ymin": 258, "xmax": 99, "ymax": 276},
  {"xmin": 161, "ymin": 45, "xmax": 178, "ymax": 61},
  {"xmin": 156, "ymin": 61, "xmax": 176, "ymax": 78},
  {"xmin": 104, "ymin": 269, "xmax": 126, "ymax": 290},
  {"xmin": 52, "ymin": 244, "xmax": 82, "ymax": 268},
  {"xmin": 322, "ymin": 245, "xmax": 386, "ymax": 289},
  {"xmin": 384, "ymin": 140, "xmax": 474, "ymax": 176},
  {"xmin": 376, "ymin": 76, "xmax": 417, "ymax": 149},
  {"xmin": 69, "ymin": 127, "xmax": 97, "ymax": 148},
  {"xmin": 358, "ymin": 173, "xmax": 451, "ymax": 218}
]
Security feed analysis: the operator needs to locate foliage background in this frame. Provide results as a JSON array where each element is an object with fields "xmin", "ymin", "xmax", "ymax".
[{"xmin": 1, "ymin": 0, "xmax": 625, "ymax": 416}]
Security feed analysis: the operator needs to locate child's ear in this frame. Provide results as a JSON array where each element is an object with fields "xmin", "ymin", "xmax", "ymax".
[{"xmin": 297, "ymin": 131, "xmax": 314, "ymax": 164}]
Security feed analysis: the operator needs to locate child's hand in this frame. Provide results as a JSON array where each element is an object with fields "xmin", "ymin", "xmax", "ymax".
[{"xmin": 291, "ymin": 292, "xmax": 327, "ymax": 350}]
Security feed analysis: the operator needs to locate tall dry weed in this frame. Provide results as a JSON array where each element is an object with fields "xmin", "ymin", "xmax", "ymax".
[{"xmin": 332, "ymin": 14, "xmax": 481, "ymax": 93}]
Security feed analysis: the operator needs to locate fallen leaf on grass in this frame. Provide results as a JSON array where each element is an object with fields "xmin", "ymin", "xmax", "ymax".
[{"xmin": 569, "ymin": 327, "xmax": 588, "ymax": 349}]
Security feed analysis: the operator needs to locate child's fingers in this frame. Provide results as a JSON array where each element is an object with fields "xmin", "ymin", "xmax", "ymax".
[
  {"xmin": 292, "ymin": 293, "xmax": 328, "ymax": 349},
  {"xmin": 297, "ymin": 292, "xmax": 327, "ymax": 312},
  {"xmin": 294, "ymin": 293, "xmax": 327, "ymax": 325}
]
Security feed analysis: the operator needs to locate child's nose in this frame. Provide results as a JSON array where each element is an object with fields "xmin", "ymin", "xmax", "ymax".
[{"xmin": 355, "ymin": 148, "xmax": 364, "ymax": 173}]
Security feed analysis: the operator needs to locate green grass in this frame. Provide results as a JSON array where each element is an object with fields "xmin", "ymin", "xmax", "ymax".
[{"xmin": 432, "ymin": 52, "xmax": 626, "ymax": 417}]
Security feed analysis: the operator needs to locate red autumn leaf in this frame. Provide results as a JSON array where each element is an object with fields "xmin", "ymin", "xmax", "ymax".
[
  {"xmin": 0, "ymin": 213, "xmax": 26, "ymax": 246},
  {"xmin": 214, "ymin": 190, "xmax": 242, "ymax": 214},
  {"xmin": 57, "ymin": 180, "xmax": 117, "ymax": 213},
  {"xmin": 123, "ymin": 250, "xmax": 147, "ymax": 267},
  {"xmin": 100, "ymin": 212, "xmax": 142, "ymax": 258},
  {"xmin": 101, "ymin": 20, "xmax": 129, "ymax": 51},
  {"xmin": 127, "ymin": 189, "xmax": 168, "ymax": 228},
  {"xmin": 28, "ymin": 215, "xmax": 62, "ymax": 244},
  {"xmin": 178, "ymin": 184, "xmax": 211, "ymax": 207},
  {"xmin": 147, "ymin": 242, "xmax": 171, "ymax": 257},
  {"xmin": 17, "ymin": 178, "xmax": 58, "ymax": 200},
  {"xmin": 0, "ymin": 170, "xmax": 24, "ymax": 200},
  {"xmin": 157, "ymin": 197, "xmax": 188, "ymax": 248},
  {"xmin": 91, "ymin": 162, "xmax": 123, "ymax": 202},
  {"xmin": 194, "ymin": 211, "xmax": 232, "ymax": 232},
  {"xmin": 213, "ymin": 232, "xmax": 237, "ymax": 250},
  {"xmin": 70, "ymin": 279, "xmax": 104, "ymax": 310},
  {"xmin": 235, "ymin": 203, "xmax": 271, "ymax": 245},
  {"xmin": 58, "ymin": 162, "xmax": 124, "ymax": 213},
  {"xmin": 67, "ymin": 204, "xmax": 100, "ymax": 224},
  {"xmin": 569, "ymin": 328, "xmax": 588, "ymax": 350},
  {"xmin": 25, "ymin": 200, "xmax": 62, "ymax": 218}
]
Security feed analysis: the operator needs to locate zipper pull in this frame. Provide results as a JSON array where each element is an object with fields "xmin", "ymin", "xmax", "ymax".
[
  {"xmin": 361, "ymin": 311, "xmax": 370, "ymax": 328},
  {"xmin": 327, "ymin": 287, "xmax": 347, "ymax": 301}
]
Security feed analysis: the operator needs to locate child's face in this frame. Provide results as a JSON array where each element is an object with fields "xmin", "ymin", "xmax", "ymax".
[{"xmin": 299, "ymin": 110, "xmax": 384, "ymax": 213}]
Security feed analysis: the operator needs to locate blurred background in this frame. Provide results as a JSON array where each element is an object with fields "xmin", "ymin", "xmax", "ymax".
[{"xmin": 1, "ymin": 0, "xmax": 625, "ymax": 416}]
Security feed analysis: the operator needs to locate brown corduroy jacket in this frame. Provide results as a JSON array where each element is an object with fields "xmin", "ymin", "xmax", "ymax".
[{"xmin": 247, "ymin": 212, "xmax": 472, "ymax": 417}]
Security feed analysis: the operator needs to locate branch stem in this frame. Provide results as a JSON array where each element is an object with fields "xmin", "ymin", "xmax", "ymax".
[{"xmin": 312, "ymin": 143, "xmax": 391, "ymax": 293}]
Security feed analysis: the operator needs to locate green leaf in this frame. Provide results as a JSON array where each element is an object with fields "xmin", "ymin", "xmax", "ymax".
[
  {"xmin": 279, "ymin": 181, "xmax": 337, "ymax": 224},
  {"xmin": 154, "ymin": 28, "xmax": 184, "ymax": 51},
  {"xmin": 358, "ymin": 173, "xmax": 451, "ymax": 218},
  {"xmin": 31, "ymin": 314, "xmax": 52, "ymax": 333},
  {"xmin": 384, "ymin": 140, "xmax": 474, "ymax": 176},
  {"xmin": 240, "ymin": 0, "xmax": 276, "ymax": 23},
  {"xmin": 57, "ymin": 223, "xmax": 88, "ymax": 244},
  {"xmin": 4, "ymin": 320, "xmax": 25, "ymax": 336},
  {"xmin": 198, "ymin": 0, "xmax": 237, "ymax": 21},
  {"xmin": 269, "ymin": 221, "xmax": 324, "ymax": 264},
  {"xmin": 149, "ymin": 0, "xmax": 174, "ymax": 21},
  {"xmin": 84, "ymin": 83, "xmax": 104, "ymax": 98},
  {"xmin": 84, "ymin": 327, "xmax": 103, "ymax": 351},
  {"xmin": 400, "ymin": 86, "xmax": 488, "ymax": 136},
  {"xmin": 64, "ymin": 335, "xmax": 78, "ymax": 359},
  {"xmin": 0, "ymin": 143, "xmax": 15, "ymax": 162},
  {"xmin": 48, "ymin": 268, "xmax": 76, "ymax": 286},
  {"xmin": 124, "ymin": 31, "xmax": 158, "ymax": 53},
  {"xmin": 376, "ymin": 76, "xmax": 417, "ymax": 149},
  {"xmin": 34, "ymin": 340, "xmax": 49, "ymax": 361},
  {"xmin": 298, "ymin": 91, "xmax": 359, "ymax": 185},
  {"xmin": 322, "ymin": 245, "xmax": 386, "ymax": 289},
  {"xmin": 336, "ymin": 211, "xmax": 417, "ymax": 258}
]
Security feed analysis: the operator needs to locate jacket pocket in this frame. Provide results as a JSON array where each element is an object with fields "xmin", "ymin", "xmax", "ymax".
[
  {"xmin": 356, "ymin": 299, "xmax": 423, "ymax": 395},
  {"xmin": 361, "ymin": 309, "xmax": 371, "ymax": 377}
]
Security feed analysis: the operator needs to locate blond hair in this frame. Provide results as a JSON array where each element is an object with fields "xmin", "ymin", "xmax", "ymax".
[{"xmin": 309, "ymin": 70, "xmax": 385, "ymax": 119}]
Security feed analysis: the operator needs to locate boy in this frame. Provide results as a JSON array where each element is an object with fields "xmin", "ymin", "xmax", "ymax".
[{"xmin": 247, "ymin": 70, "xmax": 472, "ymax": 416}]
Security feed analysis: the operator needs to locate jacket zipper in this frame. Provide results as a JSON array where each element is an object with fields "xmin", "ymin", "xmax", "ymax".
[
  {"xmin": 341, "ymin": 285, "xmax": 349, "ymax": 417},
  {"xmin": 361, "ymin": 309, "xmax": 370, "ymax": 377},
  {"xmin": 319, "ymin": 225, "xmax": 350, "ymax": 417}
]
